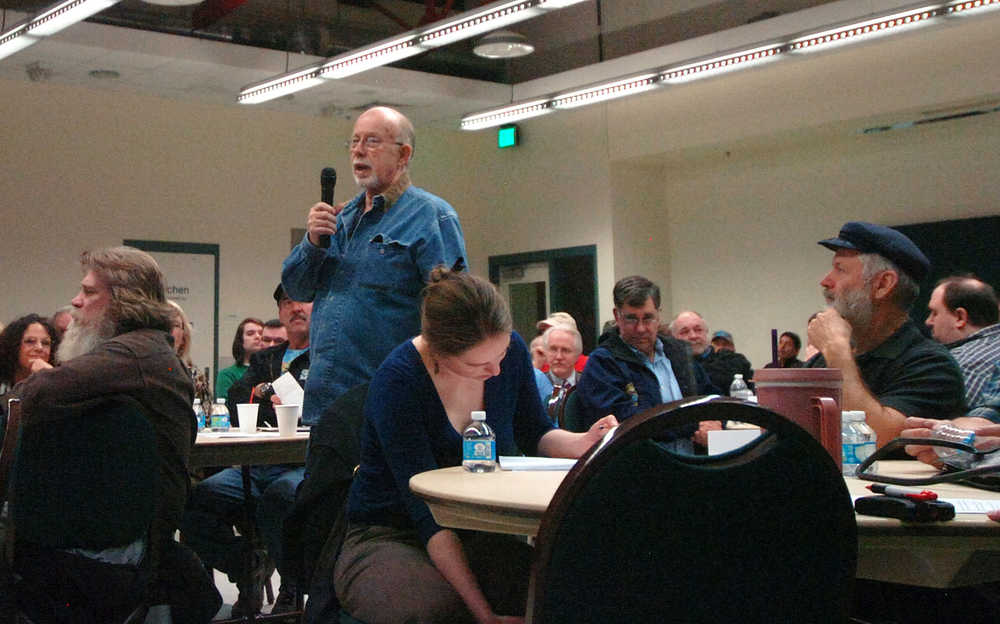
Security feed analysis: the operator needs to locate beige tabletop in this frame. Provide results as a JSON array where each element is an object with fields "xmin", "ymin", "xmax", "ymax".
[
  {"xmin": 190, "ymin": 430, "xmax": 309, "ymax": 469},
  {"xmin": 410, "ymin": 460, "xmax": 1000, "ymax": 588}
]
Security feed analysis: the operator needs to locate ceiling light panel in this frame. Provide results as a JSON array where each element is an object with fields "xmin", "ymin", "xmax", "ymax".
[
  {"xmin": 238, "ymin": 66, "xmax": 326, "ymax": 104},
  {"xmin": 552, "ymin": 74, "xmax": 661, "ymax": 109},
  {"xmin": 460, "ymin": 99, "xmax": 552, "ymax": 130},
  {"xmin": 27, "ymin": 0, "xmax": 119, "ymax": 36},
  {"xmin": 419, "ymin": 0, "xmax": 546, "ymax": 49},
  {"xmin": 320, "ymin": 35, "xmax": 423, "ymax": 79}
]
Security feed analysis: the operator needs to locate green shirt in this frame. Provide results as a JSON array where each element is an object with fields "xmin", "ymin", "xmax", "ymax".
[{"xmin": 215, "ymin": 364, "xmax": 248, "ymax": 400}]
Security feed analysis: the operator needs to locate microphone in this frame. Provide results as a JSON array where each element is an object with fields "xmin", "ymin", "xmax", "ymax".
[{"xmin": 319, "ymin": 167, "xmax": 337, "ymax": 247}]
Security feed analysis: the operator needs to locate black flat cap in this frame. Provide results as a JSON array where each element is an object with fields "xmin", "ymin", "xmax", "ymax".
[
  {"xmin": 818, "ymin": 221, "xmax": 930, "ymax": 283},
  {"xmin": 273, "ymin": 283, "xmax": 288, "ymax": 303}
]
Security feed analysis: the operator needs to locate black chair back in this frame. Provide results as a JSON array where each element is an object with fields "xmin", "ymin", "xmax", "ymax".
[
  {"xmin": 11, "ymin": 394, "xmax": 159, "ymax": 551},
  {"xmin": 528, "ymin": 397, "xmax": 857, "ymax": 624}
]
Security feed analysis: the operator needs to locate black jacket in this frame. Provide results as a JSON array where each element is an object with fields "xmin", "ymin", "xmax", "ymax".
[
  {"xmin": 226, "ymin": 343, "xmax": 309, "ymax": 427},
  {"xmin": 577, "ymin": 328, "xmax": 698, "ymax": 430}
]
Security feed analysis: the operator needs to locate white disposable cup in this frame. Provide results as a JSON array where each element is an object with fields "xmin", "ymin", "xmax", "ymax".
[
  {"xmin": 275, "ymin": 404, "xmax": 300, "ymax": 437},
  {"xmin": 237, "ymin": 403, "xmax": 259, "ymax": 435}
]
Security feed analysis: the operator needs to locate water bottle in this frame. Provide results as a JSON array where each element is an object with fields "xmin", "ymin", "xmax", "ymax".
[
  {"xmin": 931, "ymin": 423, "xmax": 977, "ymax": 468},
  {"xmin": 193, "ymin": 398, "xmax": 206, "ymax": 431},
  {"xmin": 462, "ymin": 410, "xmax": 496, "ymax": 473},
  {"xmin": 729, "ymin": 374, "xmax": 753, "ymax": 401},
  {"xmin": 841, "ymin": 410, "xmax": 876, "ymax": 476},
  {"xmin": 210, "ymin": 398, "xmax": 231, "ymax": 432}
]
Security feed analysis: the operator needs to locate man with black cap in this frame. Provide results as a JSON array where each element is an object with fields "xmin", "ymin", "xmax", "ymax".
[
  {"xmin": 181, "ymin": 284, "xmax": 312, "ymax": 615},
  {"xmin": 807, "ymin": 221, "xmax": 965, "ymax": 447}
]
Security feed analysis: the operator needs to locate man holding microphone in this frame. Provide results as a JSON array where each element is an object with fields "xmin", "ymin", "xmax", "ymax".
[{"xmin": 282, "ymin": 105, "xmax": 467, "ymax": 426}]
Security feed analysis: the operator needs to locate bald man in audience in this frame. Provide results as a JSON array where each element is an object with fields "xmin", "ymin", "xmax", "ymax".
[{"xmin": 807, "ymin": 222, "xmax": 965, "ymax": 447}]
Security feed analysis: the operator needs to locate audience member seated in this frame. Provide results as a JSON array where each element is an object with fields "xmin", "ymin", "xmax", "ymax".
[
  {"xmin": 215, "ymin": 317, "xmax": 264, "ymax": 400},
  {"xmin": 529, "ymin": 334, "xmax": 547, "ymax": 371},
  {"xmin": 536, "ymin": 312, "xmax": 588, "ymax": 373},
  {"xmin": 0, "ymin": 314, "xmax": 59, "ymax": 401},
  {"xmin": 577, "ymin": 275, "xmax": 712, "ymax": 448},
  {"xmin": 48, "ymin": 305, "xmax": 73, "ymax": 339},
  {"xmin": 534, "ymin": 324, "xmax": 584, "ymax": 426},
  {"xmin": 167, "ymin": 300, "xmax": 194, "ymax": 370},
  {"xmin": 710, "ymin": 330, "xmax": 736, "ymax": 352},
  {"xmin": 764, "ymin": 331, "xmax": 805, "ymax": 368},
  {"xmin": 260, "ymin": 317, "xmax": 287, "ymax": 348},
  {"xmin": 925, "ymin": 274, "xmax": 1000, "ymax": 420},
  {"xmin": 670, "ymin": 310, "xmax": 753, "ymax": 395},
  {"xmin": 0, "ymin": 314, "xmax": 59, "ymax": 444},
  {"xmin": 183, "ymin": 284, "xmax": 311, "ymax": 615},
  {"xmin": 10, "ymin": 246, "xmax": 220, "ymax": 621},
  {"xmin": 333, "ymin": 268, "xmax": 616, "ymax": 624},
  {"xmin": 807, "ymin": 221, "xmax": 965, "ymax": 447}
]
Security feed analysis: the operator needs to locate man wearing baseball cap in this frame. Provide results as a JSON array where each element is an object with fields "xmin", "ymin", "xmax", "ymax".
[{"xmin": 807, "ymin": 221, "xmax": 965, "ymax": 447}]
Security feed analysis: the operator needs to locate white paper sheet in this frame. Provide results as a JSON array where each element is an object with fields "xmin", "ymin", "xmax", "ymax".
[
  {"xmin": 498, "ymin": 456, "xmax": 578, "ymax": 471},
  {"xmin": 271, "ymin": 371, "xmax": 305, "ymax": 406}
]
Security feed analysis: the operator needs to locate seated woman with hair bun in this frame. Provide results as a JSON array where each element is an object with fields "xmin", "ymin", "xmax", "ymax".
[{"xmin": 334, "ymin": 267, "xmax": 617, "ymax": 624}]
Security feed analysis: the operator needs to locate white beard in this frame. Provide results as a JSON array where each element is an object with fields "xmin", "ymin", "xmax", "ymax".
[
  {"xmin": 57, "ymin": 315, "xmax": 115, "ymax": 362},
  {"xmin": 832, "ymin": 285, "xmax": 874, "ymax": 333}
]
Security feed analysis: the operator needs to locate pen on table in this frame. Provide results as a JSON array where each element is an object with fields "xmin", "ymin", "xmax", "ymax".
[{"xmin": 867, "ymin": 484, "xmax": 938, "ymax": 501}]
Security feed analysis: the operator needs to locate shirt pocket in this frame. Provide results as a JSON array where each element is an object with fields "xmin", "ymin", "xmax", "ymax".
[{"xmin": 356, "ymin": 234, "xmax": 421, "ymax": 297}]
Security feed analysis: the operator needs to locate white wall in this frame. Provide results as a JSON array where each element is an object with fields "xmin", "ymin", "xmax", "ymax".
[{"xmin": 2, "ymin": 9, "xmax": 999, "ymax": 375}]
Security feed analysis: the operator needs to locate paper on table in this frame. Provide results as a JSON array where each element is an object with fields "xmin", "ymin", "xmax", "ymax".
[
  {"xmin": 499, "ymin": 456, "xmax": 578, "ymax": 471},
  {"xmin": 271, "ymin": 371, "xmax": 304, "ymax": 406}
]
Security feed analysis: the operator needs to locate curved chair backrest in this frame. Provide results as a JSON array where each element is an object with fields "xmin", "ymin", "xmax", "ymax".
[
  {"xmin": 11, "ymin": 394, "xmax": 159, "ymax": 551},
  {"xmin": 528, "ymin": 396, "xmax": 857, "ymax": 624}
]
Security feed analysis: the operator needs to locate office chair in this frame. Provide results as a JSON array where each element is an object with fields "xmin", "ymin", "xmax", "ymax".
[
  {"xmin": 528, "ymin": 397, "xmax": 857, "ymax": 624},
  {"xmin": 7, "ymin": 395, "xmax": 166, "ymax": 624}
]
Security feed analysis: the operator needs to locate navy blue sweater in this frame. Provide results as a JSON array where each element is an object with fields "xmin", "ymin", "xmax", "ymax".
[{"xmin": 346, "ymin": 332, "xmax": 554, "ymax": 545}]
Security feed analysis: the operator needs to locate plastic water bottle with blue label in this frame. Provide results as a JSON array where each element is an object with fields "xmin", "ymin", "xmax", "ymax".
[
  {"xmin": 841, "ymin": 410, "xmax": 876, "ymax": 476},
  {"xmin": 463, "ymin": 410, "xmax": 496, "ymax": 473},
  {"xmin": 210, "ymin": 398, "xmax": 231, "ymax": 432},
  {"xmin": 193, "ymin": 398, "xmax": 206, "ymax": 431}
]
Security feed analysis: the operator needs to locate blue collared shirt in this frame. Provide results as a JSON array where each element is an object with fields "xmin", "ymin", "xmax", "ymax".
[
  {"xmin": 630, "ymin": 338, "xmax": 683, "ymax": 404},
  {"xmin": 282, "ymin": 185, "xmax": 467, "ymax": 424}
]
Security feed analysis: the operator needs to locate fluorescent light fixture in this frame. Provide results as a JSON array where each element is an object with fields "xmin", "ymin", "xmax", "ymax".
[
  {"xmin": 789, "ymin": 5, "xmax": 941, "ymax": 53},
  {"xmin": 461, "ymin": 0, "xmax": 1000, "ymax": 130},
  {"xmin": 238, "ymin": 66, "xmax": 327, "ymax": 104},
  {"xmin": 552, "ymin": 74, "xmax": 661, "ymax": 109},
  {"xmin": 662, "ymin": 44, "xmax": 784, "ymax": 83},
  {"xmin": 27, "ymin": 0, "xmax": 118, "ymax": 36},
  {"xmin": 239, "ymin": 0, "xmax": 587, "ymax": 103},
  {"xmin": 460, "ymin": 99, "xmax": 552, "ymax": 130},
  {"xmin": 319, "ymin": 35, "xmax": 422, "ymax": 79},
  {"xmin": 420, "ymin": 0, "xmax": 546, "ymax": 49},
  {"xmin": 0, "ymin": 0, "xmax": 120, "ymax": 60},
  {"xmin": 0, "ymin": 27, "xmax": 38, "ymax": 61}
]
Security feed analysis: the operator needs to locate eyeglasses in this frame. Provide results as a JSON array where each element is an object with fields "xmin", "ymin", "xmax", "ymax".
[
  {"xmin": 347, "ymin": 136, "xmax": 405, "ymax": 152},
  {"xmin": 620, "ymin": 315, "xmax": 659, "ymax": 328}
]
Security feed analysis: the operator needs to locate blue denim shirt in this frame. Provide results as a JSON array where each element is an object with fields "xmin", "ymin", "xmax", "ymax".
[{"xmin": 281, "ymin": 185, "xmax": 467, "ymax": 424}]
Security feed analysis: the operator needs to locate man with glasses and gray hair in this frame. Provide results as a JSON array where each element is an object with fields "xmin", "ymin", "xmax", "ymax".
[
  {"xmin": 577, "ymin": 275, "xmax": 704, "ymax": 446},
  {"xmin": 282, "ymin": 106, "xmax": 467, "ymax": 428}
]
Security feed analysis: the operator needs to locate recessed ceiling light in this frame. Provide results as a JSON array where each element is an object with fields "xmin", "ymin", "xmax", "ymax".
[{"xmin": 473, "ymin": 30, "xmax": 534, "ymax": 59}]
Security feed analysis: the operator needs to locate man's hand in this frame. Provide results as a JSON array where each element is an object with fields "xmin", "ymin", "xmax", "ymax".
[
  {"xmin": 807, "ymin": 308, "xmax": 853, "ymax": 358},
  {"xmin": 306, "ymin": 201, "xmax": 345, "ymax": 246},
  {"xmin": 901, "ymin": 416, "xmax": 1000, "ymax": 467}
]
